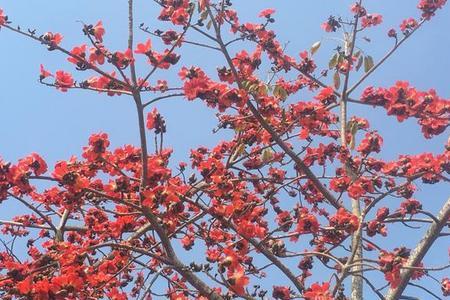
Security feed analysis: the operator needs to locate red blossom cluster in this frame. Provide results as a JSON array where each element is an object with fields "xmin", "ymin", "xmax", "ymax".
[
  {"xmin": 361, "ymin": 13, "xmax": 383, "ymax": 28},
  {"xmin": 400, "ymin": 17, "xmax": 419, "ymax": 33},
  {"xmin": 158, "ymin": 0, "xmax": 191, "ymax": 25},
  {"xmin": 417, "ymin": 0, "xmax": 447, "ymax": 19},
  {"xmin": 179, "ymin": 66, "xmax": 248, "ymax": 112},
  {"xmin": 0, "ymin": 0, "xmax": 448, "ymax": 299},
  {"xmin": 361, "ymin": 81, "xmax": 450, "ymax": 138},
  {"xmin": 378, "ymin": 247, "xmax": 425, "ymax": 288},
  {"xmin": 303, "ymin": 282, "xmax": 333, "ymax": 300}
]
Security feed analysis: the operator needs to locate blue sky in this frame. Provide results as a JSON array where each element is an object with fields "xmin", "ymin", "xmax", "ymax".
[{"xmin": 0, "ymin": 0, "xmax": 449, "ymax": 298}]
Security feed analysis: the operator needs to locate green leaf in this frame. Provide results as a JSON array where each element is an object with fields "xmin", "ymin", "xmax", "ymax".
[
  {"xmin": 235, "ymin": 143, "xmax": 245, "ymax": 157},
  {"xmin": 242, "ymin": 80, "xmax": 251, "ymax": 91},
  {"xmin": 337, "ymin": 53, "xmax": 344, "ymax": 65},
  {"xmin": 258, "ymin": 84, "xmax": 269, "ymax": 96},
  {"xmin": 249, "ymin": 84, "xmax": 258, "ymax": 93},
  {"xmin": 230, "ymin": 143, "xmax": 245, "ymax": 163},
  {"xmin": 206, "ymin": 20, "xmax": 212, "ymax": 30},
  {"xmin": 262, "ymin": 149, "xmax": 273, "ymax": 163},
  {"xmin": 279, "ymin": 88, "xmax": 288, "ymax": 101},
  {"xmin": 310, "ymin": 41, "xmax": 321, "ymax": 55},
  {"xmin": 199, "ymin": 10, "xmax": 209, "ymax": 21},
  {"xmin": 364, "ymin": 55, "xmax": 374, "ymax": 73},
  {"xmin": 273, "ymin": 85, "xmax": 280, "ymax": 95},
  {"xmin": 329, "ymin": 53, "xmax": 339, "ymax": 69},
  {"xmin": 333, "ymin": 71, "xmax": 341, "ymax": 89},
  {"xmin": 273, "ymin": 85, "xmax": 288, "ymax": 100},
  {"xmin": 356, "ymin": 55, "xmax": 363, "ymax": 72}
]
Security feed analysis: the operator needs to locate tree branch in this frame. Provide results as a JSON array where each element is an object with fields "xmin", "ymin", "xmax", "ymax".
[
  {"xmin": 385, "ymin": 197, "xmax": 450, "ymax": 300},
  {"xmin": 206, "ymin": 5, "xmax": 341, "ymax": 210}
]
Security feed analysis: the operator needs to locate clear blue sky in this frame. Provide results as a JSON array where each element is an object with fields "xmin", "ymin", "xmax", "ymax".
[{"xmin": 0, "ymin": 0, "xmax": 449, "ymax": 298}]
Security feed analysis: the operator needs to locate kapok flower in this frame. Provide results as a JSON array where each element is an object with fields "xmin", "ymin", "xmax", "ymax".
[
  {"xmin": 93, "ymin": 21, "xmax": 105, "ymax": 42},
  {"xmin": 442, "ymin": 277, "xmax": 450, "ymax": 296},
  {"xmin": 39, "ymin": 64, "xmax": 52, "ymax": 80},
  {"xmin": 228, "ymin": 265, "xmax": 249, "ymax": 296},
  {"xmin": 146, "ymin": 108, "xmax": 159, "ymax": 130},
  {"xmin": 259, "ymin": 8, "xmax": 275, "ymax": 18},
  {"xmin": 135, "ymin": 39, "xmax": 152, "ymax": 55},
  {"xmin": 0, "ymin": 8, "xmax": 7, "ymax": 26},
  {"xmin": 361, "ymin": 13, "xmax": 383, "ymax": 28},
  {"xmin": 303, "ymin": 282, "xmax": 333, "ymax": 300},
  {"xmin": 198, "ymin": 0, "xmax": 210, "ymax": 11},
  {"xmin": 41, "ymin": 32, "xmax": 63, "ymax": 47},
  {"xmin": 89, "ymin": 46, "xmax": 105, "ymax": 65},
  {"xmin": 54, "ymin": 71, "xmax": 74, "ymax": 92},
  {"xmin": 67, "ymin": 44, "xmax": 87, "ymax": 66}
]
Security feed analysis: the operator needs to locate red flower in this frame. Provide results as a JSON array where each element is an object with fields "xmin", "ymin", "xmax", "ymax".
[
  {"xmin": 272, "ymin": 285, "xmax": 290, "ymax": 299},
  {"xmin": 161, "ymin": 30, "xmax": 181, "ymax": 45},
  {"xmin": 67, "ymin": 44, "xmax": 87, "ymax": 65},
  {"xmin": 376, "ymin": 207, "xmax": 390, "ymax": 221},
  {"xmin": 296, "ymin": 208, "xmax": 319, "ymax": 234},
  {"xmin": 329, "ymin": 176, "xmax": 351, "ymax": 193},
  {"xmin": 350, "ymin": 3, "xmax": 366, "ymax": 16},
  {"xmin": 181, "ymin": 234, "xmax": 195, "ymax": 250},
  {"xmin": 378, "ymin": 249, "xmax": 404, "ymax": 288},
  {"xmin": 135, "ymin": 39, "xmax": 152, "ymax": 55},
  {"xmin": 146, "ymin": 108, "xmax": 159, "ymax": 130},
  {"xmin": 398, "ymin": 198, "xmax": 422, "ymax": 216},
  {"xmin": 361, "ymin": 13, "xmax": 383, "ymax": 28},
  {"xmin": 388, "ymin": 28, "xmax": 397, "ymax": 38},
  {"xmin": 50, "ymin": 271, "xmax": 84, "ymax": 292},
  {"xmin": 89, "ymin": 46, "xmax": 105, "ymax": 65},
  {"xmin": 171, "ymin": 8, "xmax": 189, "ymax": 25},
  {"xmin": 442, "ymin": 277, "xmax": 450, "ymax": 296},
  {"xmin": 321, "ymin": 16, "xmax": 340, "ymax": 32},
  {"xmin": 199, "ymin": 0, "xmax": 210, "ymax": 11},
  {"xmin": 314, "ymin": 87, "xmax": 337, "ymax": 105},
  {"xmin": 20, "ymin": 153, "xmax": 48, "ymax": 176},
  {"xmin": 329, "ymin": 208, "xmax": 359, "ymax": 234},
  {"xmin": 367, "ymin": 220, "xmax": 387, "ymax": 237},
  {"xmin": 361, "ymin": 81, "xmax": 449, "ymax": 138},
  {"xmin": 42, "ymin": 32, "xmax": 63, "ymax": 47},
  {"xmin": 82, "ymin": 132, "xmax": 110, "ymax": 161},
  {"xmin": 54, "ymin": 70, "xmax": 74, "ymax": 92},
  {"xmin": 16, "ymin": 276, "xmax": 33, "ymax": 295},
  {"xmin": 106, "ymin": 288, "xmax": 128, "ymax": 300},
  {"xmin": 112, "ymin": 49, "xmax": 134, "ymax": 69},
  {"xmin": 418, "ymin": 0, "xmax": 447, "ymax": 20},
  {"xmin": 93, "ymin": 21, "xmax": 105, "ymax": 42},
  {"xmin": 304, "ymin": 282, "xmax": 333, "ymax": 300},
  {"xmin": 357, "ymin": 131, "xmax": 383, "ymax": 155},
  {"xmin": 52, "ymin": 159, "xmax": 89, "ymax": 192},
  {"xmin": 0, "ymin": 8, "xmax": 6, "ymax": 26},
  {"xmin": 400, "ymin": 18, "xmax": 418, "ymax": 33},
  {"xmin": 259, "ymin": 8, "xmax": 275, "ymax": 18},
  {"xmin": 228, "ymin": 265, "xmax": 249, "ymax": 296},
  {"xmin": 39, "ymin": 64, "xmax": 52, "ymax": 80}
]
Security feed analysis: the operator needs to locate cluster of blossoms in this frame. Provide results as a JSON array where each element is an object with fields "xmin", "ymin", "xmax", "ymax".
[
  {"xmin": 0, "ymin": 0, "xmax": 448, "ymax": 299},
  {"xmin": 158, "ymin": 0, "xmax": 192, "ymax": 25},
  {"xmin": 361, "ymin": 81, "xmax": 449, "ymax": 138},
  {"xmin": 417, "ymin": 0, "xmax": 447, "ymax": 19},
  {"xmin": 179, "ymin": 66, "xmax": 249, "ymax": 112},
  {"xmin": 378, "ymin": 247, "xmax": 425, "ymax": 288}
]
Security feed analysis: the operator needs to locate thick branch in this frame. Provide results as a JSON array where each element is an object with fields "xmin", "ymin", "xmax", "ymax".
[{"xmin": 385, "ymin": 197, "xmax": 450, "ymax": 300}]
